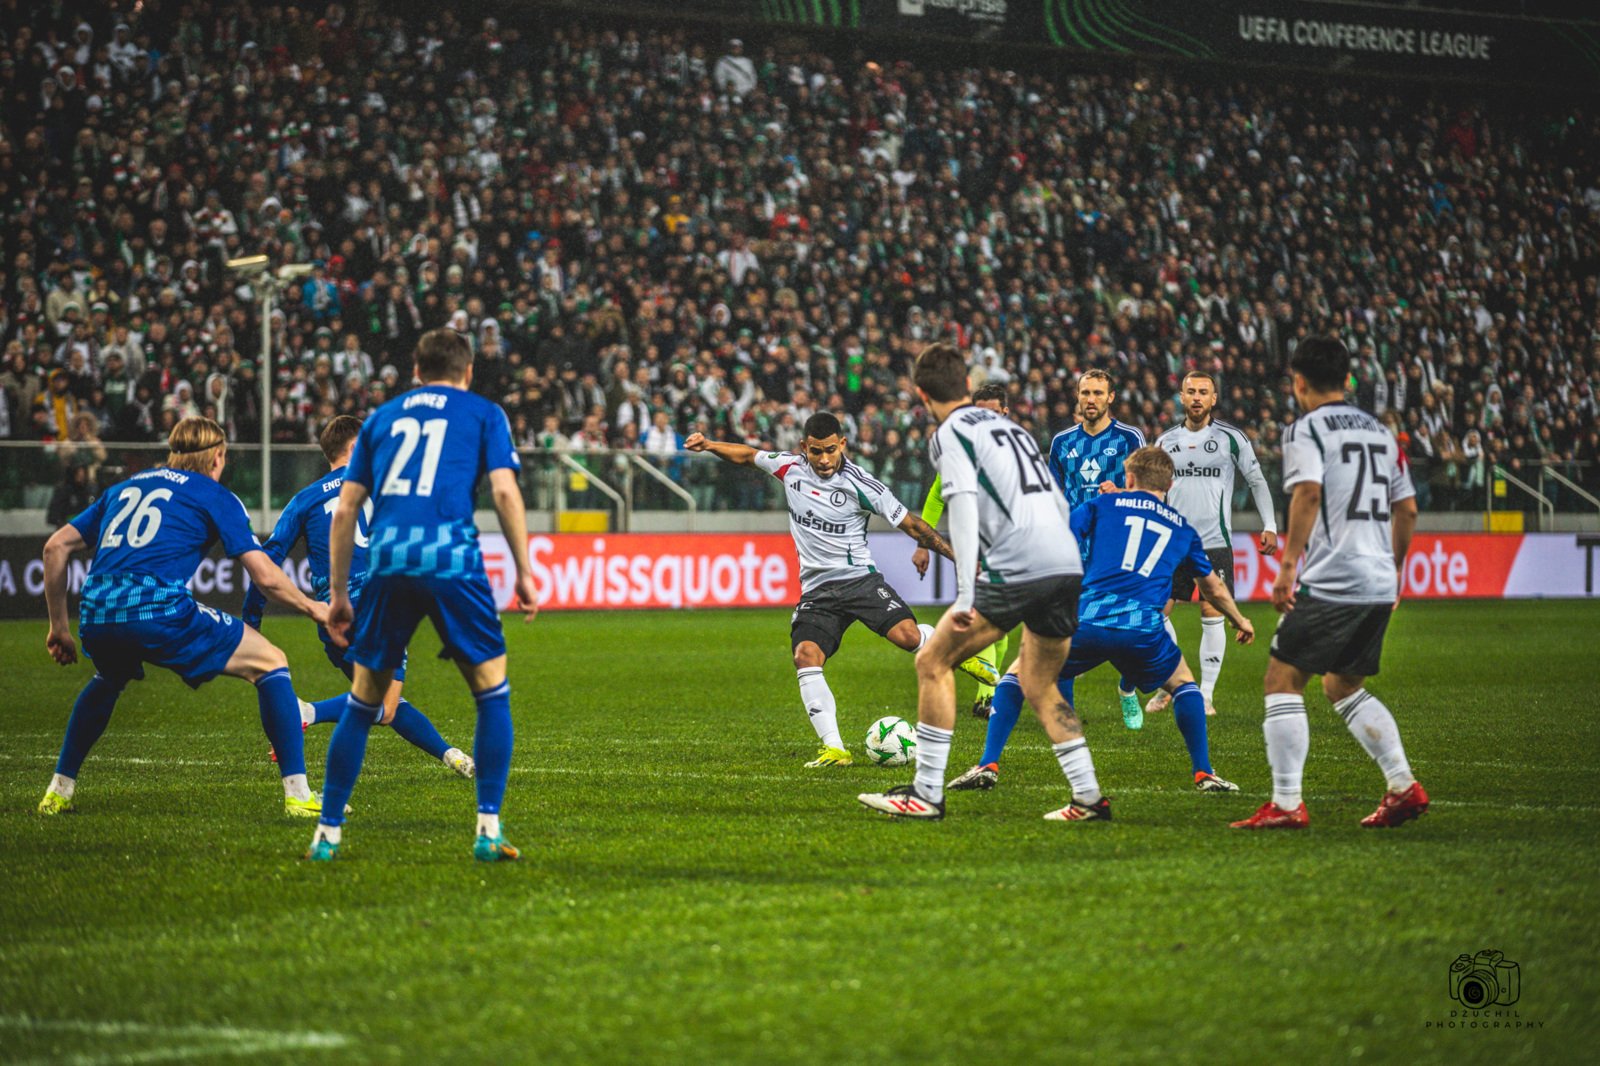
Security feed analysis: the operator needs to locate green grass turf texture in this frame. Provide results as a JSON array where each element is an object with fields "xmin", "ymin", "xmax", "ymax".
[{"xmin": 1, "ymin": 601, "xmax": 1596, "ymax": 1064}]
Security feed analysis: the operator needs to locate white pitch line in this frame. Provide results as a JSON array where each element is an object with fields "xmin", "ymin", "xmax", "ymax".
[
  {"xmin": 504, "ymin": 765, "xmax": 1600, "ymax": 813},
  {"xmin": 0, "ymin": 754, "xmax": 229, "ymax": 767},
  {"xmin": 0, "ymin": 1015, "xmax": 349, "ymax": 1065}
]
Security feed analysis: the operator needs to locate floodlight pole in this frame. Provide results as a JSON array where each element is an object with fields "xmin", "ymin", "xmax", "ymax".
[{"xmin": 260, "ymin": 282, "xmax": 274, "ymax": 530}]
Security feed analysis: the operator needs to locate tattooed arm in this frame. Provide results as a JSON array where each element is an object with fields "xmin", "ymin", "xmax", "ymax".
[{"xmin": 898, "ymin": 512, "xmax": 955, "ymax": 564}]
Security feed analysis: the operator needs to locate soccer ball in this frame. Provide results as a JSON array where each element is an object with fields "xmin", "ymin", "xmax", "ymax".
[{"xmin": 865, "ymin": 716, "xmax": 917, "ymax": 766}]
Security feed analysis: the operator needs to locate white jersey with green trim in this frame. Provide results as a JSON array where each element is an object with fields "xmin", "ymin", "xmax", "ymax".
[
  {"xmin": 929, "ymin": 405, "xmax": 1082, "ymax": 584},
  {"xmin": 1281, "ymin": 402, "xmax": 1416, "ymax": 604},
  {"xmin": 753, "ymin": 450, "xmax": 908, "ymax": 594},
  {"xmin": 1157, "ymin": 420, "xmax": 1278, "ymax": 550}
]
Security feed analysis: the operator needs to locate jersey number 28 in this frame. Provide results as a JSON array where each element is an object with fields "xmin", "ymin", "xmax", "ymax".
[
  {"xmin": 380, "ymin": 417, "xmax": 448, "ymax": 497},
  {"xmin": 991, "ymin": 428, "xmax": 1051, "ymax": 494}
]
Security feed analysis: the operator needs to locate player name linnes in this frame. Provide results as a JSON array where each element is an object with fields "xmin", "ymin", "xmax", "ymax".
[
  {"xmin": 788, "ymin": 507, "xmax": 849, "ymax": 535},
  {"xmin": 403, "ymin": 391, "xmax": 449, "ymax": 410},
  {"xmin": 1110, "ymin": 494, "xmax": 1186, "ymax": 524}
]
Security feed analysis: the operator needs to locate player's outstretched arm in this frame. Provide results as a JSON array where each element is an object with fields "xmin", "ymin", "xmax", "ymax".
[
  {"xmin": 241, "ymin": 507, "xmax": 302, "ymax": 630},
  {"xmin": 944, "ymin": 490, "xmax": 981, "ymax": 628},
  {"xmin": 325, "ymin": 480, "xmax": 368, "ymax": 644},
  {"xmin": 683, "ymin": 433, "xmax": 758, "ymax": 465},
  {"xmin": 241, "ymin": 550, "xmax": 328, "ymax": 627},
  {"xmin": 899, "ymin": 513, "xmax": 955, "ymax": 566},
  {"xmin": 489, "ymin": 467, "xmax": 539, "ymax": 622},
  {"xmin": 1271, "ymin": 482, "xmax": 1322, "ymax": 613},
  {"xmin": 1196, "ymin": 572, "xmax": 1254, "ymax": 644},
  {"xmin": 42, "ymin": 523, "xmax": 86, "ymax": 665},
  {"xmin": 1391, "ymin": 495, "xmax": 1418, "ymax": 607}
]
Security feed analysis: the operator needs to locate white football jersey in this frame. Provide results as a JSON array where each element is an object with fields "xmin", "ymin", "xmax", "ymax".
[
  {"xmin": 930, "ymin": 405, "xmax": 1082, "ymax": 584},
  {"xmin": 1157, "ymin": 419, "xmax": 1277, "ymax": 549},
  {"xmin": 1282, "ymin": 403, "xmax": 1416, "ymax": 604},
  {"xmin": 754, "ymin": 451, "xmax": 908, "ymax": 594}
]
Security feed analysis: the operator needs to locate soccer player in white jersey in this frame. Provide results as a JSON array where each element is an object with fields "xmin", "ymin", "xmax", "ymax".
[
  {"xmin": 686, "ymin": 413, "xmax": 990, "ymax": 768},
  {"xmin": 1233, "ymin": 336, "xmax": 1430, "ymax": 830},
  {"xmin": 1145, "ymin": 371, "xmax": 1278, "ymax": 721},
  {"xmin": 858, "ymin": 344, "xmax": 1107, "ymax": 823}
]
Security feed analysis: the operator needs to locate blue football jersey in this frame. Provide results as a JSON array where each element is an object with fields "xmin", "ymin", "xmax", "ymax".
[
  {"xmin": 1069, "ymin": 491, "xmax": 1211, "ymax": 632},
  {"xmin": 1047, "ymin": 420, "xmax": 1145, "ymax": 510},
  {"xmin": 345, "ymin": 384, "xmax": 520, "ymax": 578},
  {"xmin": 70, "ymin": 467, "xmax": 260, "ymax": 625},
  {"xmin": 240, "ymin": 465, "xmax": 376, "ymax": 627}
]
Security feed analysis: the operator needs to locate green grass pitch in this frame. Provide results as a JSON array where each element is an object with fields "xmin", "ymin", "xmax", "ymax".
[{"xmin": 1, "ymin": 601, "xmax": 1596, "ymax": 1063}]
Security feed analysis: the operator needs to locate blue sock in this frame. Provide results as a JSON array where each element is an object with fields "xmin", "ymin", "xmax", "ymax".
[
  {"xmin": 319, "ymin": 694, "xmax": 382, "ymax": 828},
  {"xmin": 473, "ymin": 681, "xmax": 513, "ymax": 816},
  {"xmin": 389, "ymin": 700, "xmax": 451, "ymax": 760},
  {"xmin": 1118, "ymin": 675, "xmax": 1135, "ymax": 695},
  {"xmin": 1171, "ymin": 682, "xmax": 1212, "ymax": 775},
  {"xmin": 55, "ymin": 675, "xmax": 123, "ymax": 778},
  {"xmin": 256, "ymin": 668, "xmax": 306, "ymax": 779},
  {"xmin": 980, "ymin": 673, "xmax": 1025, "ymax": 768},
  {"xmin": 309, "ymin": 695, "xmax": 347, "ymax": 725}
]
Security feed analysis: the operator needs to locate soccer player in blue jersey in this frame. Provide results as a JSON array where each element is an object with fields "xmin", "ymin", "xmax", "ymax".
[
  {"xmin": 1046, "ymin": 369, "xmax": 1148, "ymax": 726},
  {"xmin": 949, "ymin": 446, "xmax": 1253, "ymax": 794},
  {"xmin": 242, "ymin": 415, "xmax": 473, "ymax": 778},
  {"xmin": 306, "ymin": 329, "xmax": 538, "ymax": 863},
  {"xmin": 38, "ymin": 417, "xmax": 332, "ymax": 817}
]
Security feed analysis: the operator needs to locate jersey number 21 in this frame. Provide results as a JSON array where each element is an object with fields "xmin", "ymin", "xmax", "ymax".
[{"xmin": 380, "ymin": 417, "xmax": 448, "ymax": 497}]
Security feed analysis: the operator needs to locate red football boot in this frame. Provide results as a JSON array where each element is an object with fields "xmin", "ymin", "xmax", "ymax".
[
  {"xmin": 1230, "ymin": 800, "xmax": 1310, "ymax": 829},
  {"xmin": 1360, "ymin": 781, "xmax": 1430, "ymax": 828}
]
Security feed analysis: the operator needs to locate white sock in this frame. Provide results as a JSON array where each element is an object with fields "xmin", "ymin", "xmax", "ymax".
[
  {"xmin": 913, "ymin": 723, "xmax": 953, "ymax": 802},
  {"xmin": 1263, "ymin": 693, "xmax": 1309, "ymax": 809},
  {"xmin": 797, "ymin": 667, "xmax": 844, "ymax": 749},
  {"xmin": 49, "ymin": 773, "xmax": 76, "ymax": 800},
  {"xmin": 1334, "ymin": 689, "xmax": 1415, "ymax": 792},
  {"xmin": 916, "ymin": 623, "xmax": 936, "ymax": 649},
  {"xmin": 477, "ymin": 813, "xmax": 500, "ymax": 838},
  {"xmin": 313, "ymin": 824, "xmax": 341, "ymax": 845},
  {"xmin": 1199, "ymin": 617, "xmax": 1227, "ymax": 702},
  {"xmin": 282, "ymin": 773, "xmax": 312, "ymax": 802},
  {"xmin": 1052, "ymin": 739, "xmax": 1101, "ymax": 805},
  {"xmin": 298, "ymin": 698, "xmax": 316, "ymax": 728},
  {"xmin": 1163, "ymin": 616, "xmax": 1178, "ymax": 644}
]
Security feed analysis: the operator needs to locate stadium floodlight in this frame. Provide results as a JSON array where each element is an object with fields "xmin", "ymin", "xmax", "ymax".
[{"xmin": 228, "ymin": 255, "xmax": 315, "ymax": 527}]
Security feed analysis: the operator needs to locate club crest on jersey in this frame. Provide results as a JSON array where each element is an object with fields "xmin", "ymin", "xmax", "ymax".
[
  {"xmin": 1103, "ymin": 445, "xmax": 1118, "ymax": 456},
  {"xmin": 830, "ymin": 490, "xmax": 847, "ymax": 507},
  {"xmin": 1204, "ymin": 439, "xmax": 1219, "ymax": 453}
]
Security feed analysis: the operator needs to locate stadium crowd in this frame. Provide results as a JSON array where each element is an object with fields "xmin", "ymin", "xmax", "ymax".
[{"xmin": 2, "ymin": 0, "xmax": 1598, "ymax": 514}]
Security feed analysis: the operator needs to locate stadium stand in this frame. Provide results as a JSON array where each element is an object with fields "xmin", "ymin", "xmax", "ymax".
[{"xmin": 1, "ymin": 2, "xmax": 1596, "ymax": 514}]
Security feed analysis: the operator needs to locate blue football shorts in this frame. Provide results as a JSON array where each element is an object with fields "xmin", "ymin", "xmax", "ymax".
[
  {"xmin": 80, "ymin": 602, "xmax": 246, "ymax": 689},
  {"xmin": 349, "ymin": 570, "xmax": 505, "ymax": 673},
  {"xmin": 1059, "ymin": 621, "xmax": 1183, "ymax": 694}
]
